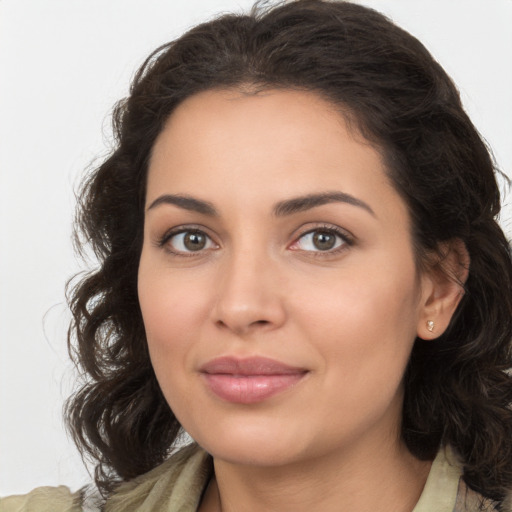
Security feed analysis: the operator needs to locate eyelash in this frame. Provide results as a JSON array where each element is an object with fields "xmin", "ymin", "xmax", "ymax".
[
  {"xmin": 289, "ymin": 224, "xmax": 354, "ymax": 256},
  {"xmin": 156, "ymin": 224, "xmax": 354, "ymax": 257},
  {"xmin": 157, "ymin": 225, "xmax": 217, "ymax": 257}
]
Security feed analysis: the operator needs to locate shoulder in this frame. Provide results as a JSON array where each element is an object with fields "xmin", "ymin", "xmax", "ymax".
[
  {"xmin": 104, "ymin": 442, "xmax": 212, "ymax": 512},
  {"xmin": 0, "ymin": 444, "xmax": 211, "ymax": 512},
  {"xmin": 414, "ymin": 446, "xmax": 510, "ymax": 512},
  {"xmin": 0, "ymin": 486, "xmax": 82, "ymax": 512}
]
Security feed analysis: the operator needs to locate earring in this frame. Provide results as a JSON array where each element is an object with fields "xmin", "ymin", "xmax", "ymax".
[{"xmin": 426, "ymin": 320, "xmax": 434, "ymax": 332}]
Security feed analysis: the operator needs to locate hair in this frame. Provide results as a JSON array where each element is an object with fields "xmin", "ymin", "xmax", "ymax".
[{"xmin": 66, "ymin": 0, "xmax": 512, "ymax": 505}]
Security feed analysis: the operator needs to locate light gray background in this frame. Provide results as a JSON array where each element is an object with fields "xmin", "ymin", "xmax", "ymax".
[{"xmin": 1, "ymin": 0, "xmax": 511, "ymax": 495}]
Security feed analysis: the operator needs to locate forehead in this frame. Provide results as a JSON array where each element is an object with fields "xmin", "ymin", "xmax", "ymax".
[
  {"xmin": 150, "ymin": 88, "xmax": 369, "ymax": 172},
  {"xmin": 147, "ymin": 88, "xmax": 406, "ymax": 224}
]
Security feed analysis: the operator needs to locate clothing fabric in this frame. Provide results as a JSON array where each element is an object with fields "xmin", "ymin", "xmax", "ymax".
[{"xmin": 0, "ymin": 444, "xmax": 507, "ymax": 512}]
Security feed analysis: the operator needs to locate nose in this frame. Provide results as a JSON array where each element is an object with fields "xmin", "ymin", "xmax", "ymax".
[{"xmin": 212, "ymin": 248, "xmax": 287, "ymax": 336}]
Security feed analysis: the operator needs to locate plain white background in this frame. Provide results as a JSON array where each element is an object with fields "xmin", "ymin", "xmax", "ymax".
[{"xmin": 1, "ymin": 0, "xmax": 511, "ymax": 495}]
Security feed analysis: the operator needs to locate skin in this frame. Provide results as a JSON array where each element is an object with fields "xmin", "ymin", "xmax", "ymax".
[{"xmin": 138, "ymin": 88, "xmax": 464, "ymax": 512}]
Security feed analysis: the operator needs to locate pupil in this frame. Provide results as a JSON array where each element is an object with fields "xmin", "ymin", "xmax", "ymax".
[
  {"xmin": 313, "ymin": 231, "xmax": 335, "ymax": 250},
  {"xmin": 184, "ymin": 232, "xmax": 206, "ymax": 251}
]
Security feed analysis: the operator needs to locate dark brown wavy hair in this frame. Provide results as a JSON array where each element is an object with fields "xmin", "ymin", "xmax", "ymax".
[{"xmin": 66, "ymin": 0, "xmax": 512, "ymax": 504}]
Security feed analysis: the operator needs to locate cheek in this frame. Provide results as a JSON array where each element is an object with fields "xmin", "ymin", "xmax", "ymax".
[
  {"xmin": 293, "ymin": 262, "xmax": 421, "ymax": 391},
  {"xmin": 139, "ymin": 285, "xmax": 198, "ymax": 344},
  {"xmin": 138, "ymin": 245, "xmax": 211, "ymax": 330},
  {"xmin": 137, "ymin": 256, "xmax": 208, "ymax": 374},
  {"xmin": 138, "ymin": 281, "xmax": 199, "ymax": 411}
]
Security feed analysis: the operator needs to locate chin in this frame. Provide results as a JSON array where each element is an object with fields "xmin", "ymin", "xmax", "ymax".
[
  {"xmin": 203, "ymin": 437, "xmax": 305, "ymax": 467},
  {"xmin": 185, "ymin": 414, "xmax": 328, "ymax": 468}
]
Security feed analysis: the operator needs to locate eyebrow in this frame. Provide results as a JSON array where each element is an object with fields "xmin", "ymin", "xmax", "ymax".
[
  {"xmin": 147, "ymin": 194, "xmax": 218, "ymax": 216},
  {"xmin": 146, "ymin": 191, "xmax": 375, "ymax": 217},
  {"xmin": 273, "ymin": 192, "xmax": 375, "ymax": 217}
]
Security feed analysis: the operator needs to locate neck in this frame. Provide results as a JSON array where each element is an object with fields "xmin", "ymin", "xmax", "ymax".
[{"xmin": 200, "ymin": 436, "xmax": 431, "ymax": 512}]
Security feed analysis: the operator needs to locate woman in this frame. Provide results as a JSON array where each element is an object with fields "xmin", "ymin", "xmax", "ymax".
[{"xmin": 2, "ymin": 0, "xmax": 511, "ymax": 510}]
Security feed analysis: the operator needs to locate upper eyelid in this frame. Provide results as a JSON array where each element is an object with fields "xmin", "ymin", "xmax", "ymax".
[
  {"xmin": 292, "ymin": 223, "xmax": 355, "ymax": 243},
  {"xmin": 156, "ymin": 227, "xmax": 218, "ymax": 257},
  {"xmin": 154, "ymin": 222, "xmax": 355, "ymax": 248},
  {"xmin": 159, "ymin": 224, "xmax": 214, "ymax": 240},
  {"xmin": 154, "ymin": 225, "xmax": 218, "ymax": 253},
  {"xmin": 287, "ymin": 224, "xmax": 356, "ymax": 256}
]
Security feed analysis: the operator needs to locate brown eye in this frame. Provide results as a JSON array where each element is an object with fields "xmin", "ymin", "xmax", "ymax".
[
  {"xmin": 292, "ymin": 228, "xmax": 347, "ymax": 253},
  {"xmin": 166, "ymin": 230, "xmax": 215, "ymax": 253},
  {"xmin": 183, "ymin": 232, "xmax": 207, "ymax": 251},
  {"xmin": 312, "ymin": 231, "xmax": 337, "ymax": 251}
]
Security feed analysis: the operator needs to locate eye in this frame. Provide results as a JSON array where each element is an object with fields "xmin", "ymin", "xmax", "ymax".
[
  {"xmin": 161, "ymin": 229, "xmax": 217, "ymax": 254},
  {"xmin": 290, "ymin": 227, "xmax": 350, "ymax": 253}
]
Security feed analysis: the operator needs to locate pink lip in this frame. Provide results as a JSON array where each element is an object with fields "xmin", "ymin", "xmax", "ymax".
[{"xmin": 200, "ymin": 356, "xmax": 308, "ymax": 404}]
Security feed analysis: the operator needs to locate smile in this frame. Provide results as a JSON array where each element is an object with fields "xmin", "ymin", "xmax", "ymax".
[{"xmin": 199, "ymin": 356, "xmax": 308, "ymax": 404}]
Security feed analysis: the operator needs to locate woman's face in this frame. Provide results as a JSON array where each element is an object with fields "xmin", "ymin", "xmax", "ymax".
[{"xmin": 138, "ymin": 88, "xmax": 433, "ymax": 466}]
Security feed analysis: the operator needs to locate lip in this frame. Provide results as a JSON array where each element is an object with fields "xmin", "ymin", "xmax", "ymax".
[{"xmin": 199, "ymin": 356, "xmax": 308, "ymax": 404}]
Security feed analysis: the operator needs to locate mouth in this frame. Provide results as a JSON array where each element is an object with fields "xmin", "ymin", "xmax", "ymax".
[{"xmin": 199, "ymin": 356, "xmax": 308, "ymax": 404}]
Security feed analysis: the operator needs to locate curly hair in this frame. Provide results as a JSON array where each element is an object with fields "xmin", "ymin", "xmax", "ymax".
[{"xmin": 65, "ymin": 0, "xmax": 512, "ymax": 504}]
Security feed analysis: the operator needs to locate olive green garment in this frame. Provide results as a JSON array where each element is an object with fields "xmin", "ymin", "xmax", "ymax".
[{"xmin": 1, "ymin": 444, "xmax": 508, "ymax": 512}]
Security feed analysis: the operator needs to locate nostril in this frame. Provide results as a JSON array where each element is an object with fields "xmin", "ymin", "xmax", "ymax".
[
  {"xmin": 215, "ymin": 319, "xmax": 228, "ymax": 329},
  {"xmin": 212, "ymin": 291, "xmax": 286, "ymax": 334},
  {"xmin": 253, "ymin": 320, "xmax": 270, "ymax": 326},
  {"xmin": 214, "ymin": 318, "xmax": 271, "ymax": 333}
]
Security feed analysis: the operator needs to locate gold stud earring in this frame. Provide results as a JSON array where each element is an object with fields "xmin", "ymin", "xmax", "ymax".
[{"xmin": 426, "ymin": 320, "xmax": 434, "ymax": 332}]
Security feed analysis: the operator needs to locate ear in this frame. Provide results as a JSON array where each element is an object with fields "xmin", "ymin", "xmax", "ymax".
[{"xmin": 417, "ymin": 239, "xmax": 470, "ymax": 340}]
